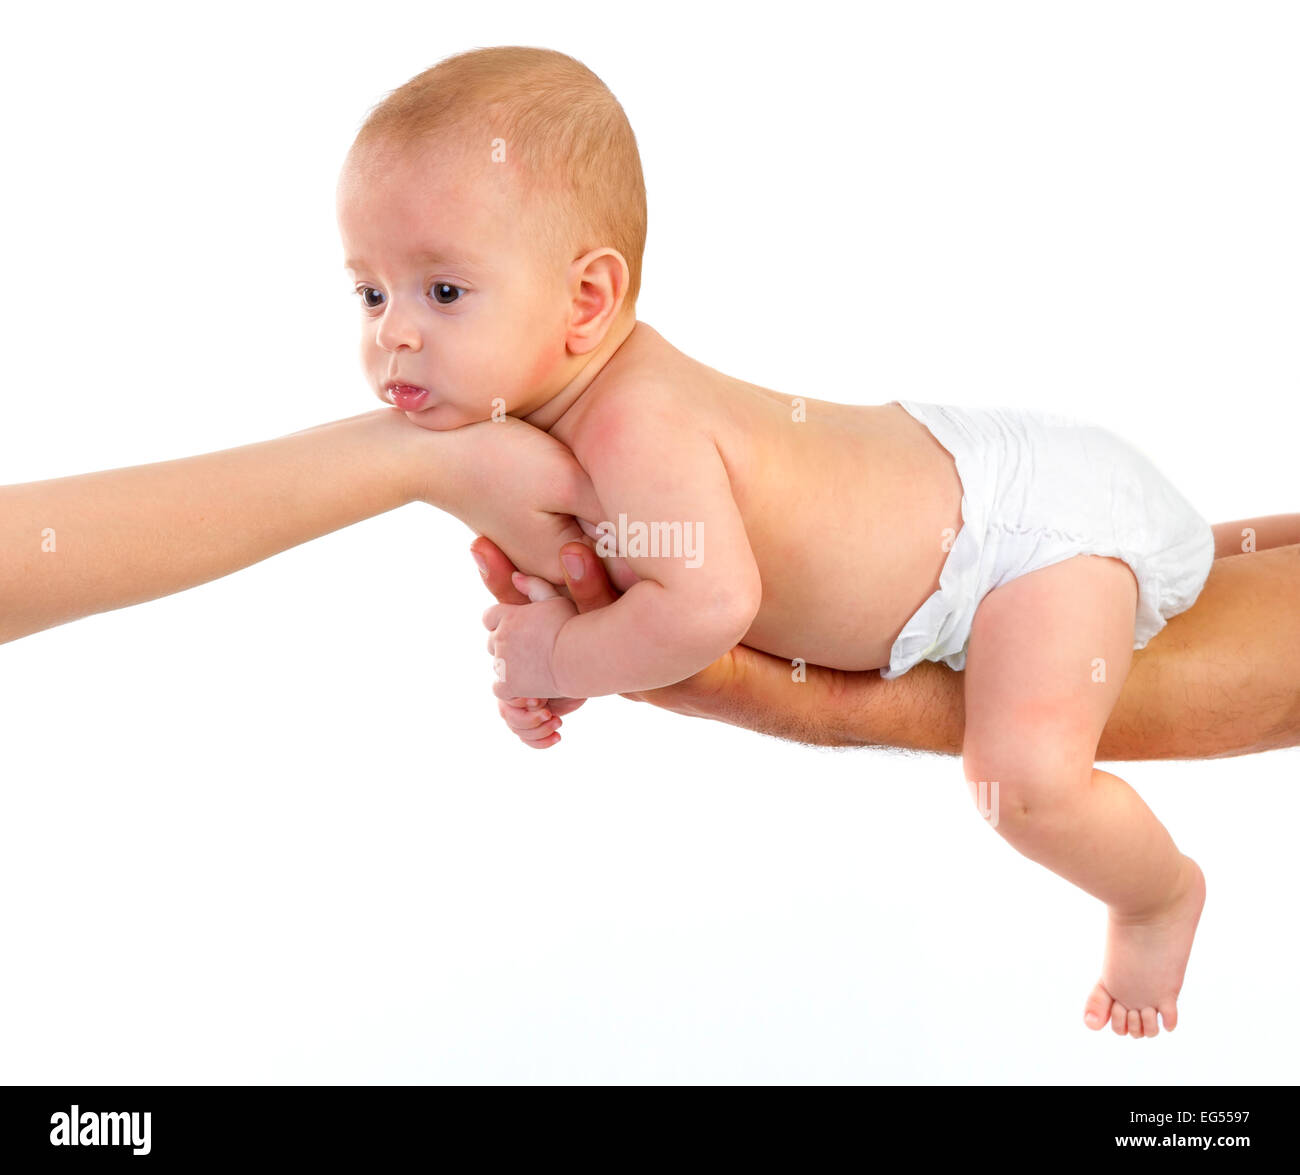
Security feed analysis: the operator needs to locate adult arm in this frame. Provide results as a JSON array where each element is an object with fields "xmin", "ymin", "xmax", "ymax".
[
  {"xmin": 0, "ymin": 409, "xmax": 601, "ymax": 646},
  {"xmin": 472, "ymin": 524, "xmax": 1300, "ymax": 761}
]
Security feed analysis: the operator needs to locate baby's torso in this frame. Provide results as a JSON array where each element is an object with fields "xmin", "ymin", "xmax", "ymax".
[{"xmin": 558, "ymin": 323, "xmax": 965, "ymax": 672}]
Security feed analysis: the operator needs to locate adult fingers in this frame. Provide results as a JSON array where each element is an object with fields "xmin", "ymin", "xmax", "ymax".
[
  {"xmin": 471, "ymin": 536, "xmax": 530, "ymax": 605},
  {"xmin": 557, "ymin": 541, "xmax": 621, "ymax": 613}
]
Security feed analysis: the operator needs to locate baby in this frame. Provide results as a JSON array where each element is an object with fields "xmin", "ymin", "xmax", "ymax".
[{"xmin": 336, "ymin": 47, "xmax": 1215, "ymax": 1040}]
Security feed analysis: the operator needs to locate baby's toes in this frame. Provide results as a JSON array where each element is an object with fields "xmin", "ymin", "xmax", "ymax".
[
  {"xmin": 1140, "ymin": 1007, "xmax": 1159, "ymax": 1037},
  {"xmin": 1127, "ymin": 1007, "xmax": 1144, "ymax": 1038},
  {"xmin": 1159, "ymin": 1001, "xmax": 1178, "ymax": 1033},
  {"xmin": 1083, "ymin": 983, "xmax": 1112, "ymax": 1031},
  {"xmin": 1111, "ymin": 1000, "xmax": 1129, "ymax": 1035}
]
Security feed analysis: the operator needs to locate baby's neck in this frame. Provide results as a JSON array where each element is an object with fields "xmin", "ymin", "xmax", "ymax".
[{"xmin": 520, "ymin": 312, "xmax": 639, "ymax": 438}]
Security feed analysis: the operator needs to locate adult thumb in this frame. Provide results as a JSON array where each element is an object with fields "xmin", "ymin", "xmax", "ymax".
[{"xmin": 558, "ymin": 541, "xmax": 621, "ymax": 613}]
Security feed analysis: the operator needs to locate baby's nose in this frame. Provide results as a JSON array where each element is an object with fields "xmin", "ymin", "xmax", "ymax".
[{"xmin": 374, "ymin": 305, "xmax": 422, "ymax": 353}]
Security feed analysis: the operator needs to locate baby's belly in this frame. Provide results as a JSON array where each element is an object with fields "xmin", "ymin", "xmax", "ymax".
[
  {"xmin": 735, "ymin": 404, "xmax": 965, "ymax": 672},
  {"xmin": 740, "ymin": 536, "xmax": 955, "ymax": 671}
]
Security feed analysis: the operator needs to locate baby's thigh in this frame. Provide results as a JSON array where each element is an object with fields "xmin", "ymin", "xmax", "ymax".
[{"xmin": 961, "ymin": 554, "xmax": 1139, "ymax": 798}]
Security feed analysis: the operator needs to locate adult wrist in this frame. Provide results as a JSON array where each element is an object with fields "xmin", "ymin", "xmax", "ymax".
[{"xmin": 363, "ymin": 407, "xmax": 462, "ymax": 510}]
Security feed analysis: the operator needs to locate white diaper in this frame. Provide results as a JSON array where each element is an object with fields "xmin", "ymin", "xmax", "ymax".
[{"xmin": 880, "ymin": 400, "xmax": 1216, "ymax": 680}]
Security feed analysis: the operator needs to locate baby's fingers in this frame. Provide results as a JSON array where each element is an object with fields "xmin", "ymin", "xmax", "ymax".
[
  {"xmin": 501, "ymin": 698, "xmax": 554, "ymax": 730},
  {"xmin": 510, "ymin": 571, "xmax": 561, "ymax": 602},
  {"xmin": 507, "ymin": 696, "xmax": 584, "ymax": 717},
  {"xmin": 498, "ymin": 697, "xmax": 563, "ymax": 748}
]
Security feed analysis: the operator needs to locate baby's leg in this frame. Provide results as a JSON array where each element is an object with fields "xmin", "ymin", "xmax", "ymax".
[{"xmin": 961, "ymin": 555, "xmax": 1206, "ymax": 1038}]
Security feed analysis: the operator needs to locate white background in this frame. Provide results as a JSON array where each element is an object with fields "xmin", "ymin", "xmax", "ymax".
[{"xmin": 0, "ymin": 0, "xmax": 1296, "ymax": 1083}]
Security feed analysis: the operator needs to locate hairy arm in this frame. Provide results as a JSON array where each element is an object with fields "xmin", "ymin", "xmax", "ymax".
[
  {"xmin": 474, "ymin": 531, "xmax": 1300, "ymax": 761},
  {"xmin": 664, "ymin": 542, "xmax": 1300, "ymax": 760}
]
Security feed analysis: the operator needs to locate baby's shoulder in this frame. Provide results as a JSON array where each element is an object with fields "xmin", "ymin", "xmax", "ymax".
[
  {"xmin": 569, "ymin": 379, "xmax": 691, "ymax": 470},
  {"xmin": 575, "ymin": 325, "xmax": 700, "ymax": 433}
]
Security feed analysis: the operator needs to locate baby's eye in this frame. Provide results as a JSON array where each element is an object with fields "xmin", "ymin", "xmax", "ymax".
[
  {"xmin": 352, "ymin": 283, "xmax": 465, "ymax": 310},
  {"xmin": 431, "ymin": 282, "xmax": 464, "ymax": 305}
]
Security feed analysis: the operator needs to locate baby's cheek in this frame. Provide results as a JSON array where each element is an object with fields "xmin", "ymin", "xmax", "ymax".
[
  {"xmin": 520, "ymin": 299, "xmax": 571, "ymax": 391},
  {"xmin": 523, "ymin": 338, "xmax": 564, "ymax": 397}
]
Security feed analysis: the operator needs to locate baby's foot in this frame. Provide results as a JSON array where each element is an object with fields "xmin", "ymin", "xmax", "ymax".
[{"xmin": 1082, "ymin": 854, "xmax": 1206, "ymax": 1038}]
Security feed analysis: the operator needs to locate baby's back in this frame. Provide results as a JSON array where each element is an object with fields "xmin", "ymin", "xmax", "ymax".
[{"xmin": 560, "ymin": 323, "xmax": 965, "ymax": 672}]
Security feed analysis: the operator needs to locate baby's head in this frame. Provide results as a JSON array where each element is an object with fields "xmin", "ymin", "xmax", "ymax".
[{"xmin": 337, "ymin": 46, "xmax": 647, "ymax": 429}]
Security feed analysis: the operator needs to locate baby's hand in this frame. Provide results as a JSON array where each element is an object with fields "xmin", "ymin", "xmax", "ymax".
[
  {"xmin": 473, "ymin": 552, "xmax": 588, "ymax": 749},
  {"xmin": 483, "ymin": 572, "xmax": 577, "ymax": 701},
  {"xmin": 490, "ymin": 573, "xmax": 587, "ymax": 747},
  {"xmin": 497, "ymin": 693, "xmax": 586, "ymax": 750}
]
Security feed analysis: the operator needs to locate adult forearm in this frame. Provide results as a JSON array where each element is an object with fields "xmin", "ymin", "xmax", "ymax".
[
  {"xmin": 0, "ymin": 408, "xmax": 422, "ymax": 645},
  {"xmin": 674, "ymin": 546, "xmax": 1300, "ymax": 760},
  {"xmin": 671, "ymin": 648, "xmax": 963, "ymax": 752}
]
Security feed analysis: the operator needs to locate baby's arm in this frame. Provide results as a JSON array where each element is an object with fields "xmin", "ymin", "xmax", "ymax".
[
  {"xmin": 557, "ymin": 397, "xmax": 762, "ymax": 696},
  {"xmin": 487, "ymin": 396, "xmax": 762, "ymax": 700}
]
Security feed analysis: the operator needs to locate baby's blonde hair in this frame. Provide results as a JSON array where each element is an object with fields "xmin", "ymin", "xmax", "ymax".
[{"xmin": 350, "ymin": 46, "xmax": 647, "ymax": 307}]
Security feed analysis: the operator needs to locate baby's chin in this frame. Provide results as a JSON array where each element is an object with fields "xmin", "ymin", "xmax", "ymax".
[
  {"xmin": 402, "ymin": 404, "xmax": 449, "ymax": 431},
  {"xmin": 402, "ymin": 402, "xmax": 484, "ymax": 431}
]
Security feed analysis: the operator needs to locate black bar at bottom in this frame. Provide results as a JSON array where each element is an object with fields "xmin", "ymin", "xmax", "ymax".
[{"xmin": 0, "ymin": 1083, "xmax": 1292, "ymax": 1162}]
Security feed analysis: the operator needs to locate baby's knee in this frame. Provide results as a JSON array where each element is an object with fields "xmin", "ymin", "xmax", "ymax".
[{"xmin": 962, "ymin": 741, "xmax": 1092, "ymax": 831}]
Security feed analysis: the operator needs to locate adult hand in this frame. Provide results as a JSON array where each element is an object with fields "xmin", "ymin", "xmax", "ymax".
[
  {"xmin": 406, "ymin": 414, "xmax": 604, "ymax": 587},
  {"xmin": 471, "ymin": 534, "xmax": 751, "ymax": 744}
]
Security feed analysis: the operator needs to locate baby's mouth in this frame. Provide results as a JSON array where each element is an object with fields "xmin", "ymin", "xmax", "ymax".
[{"xmin": 385, "ymin": 382, "xmax": 430, "ymax": 411}]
